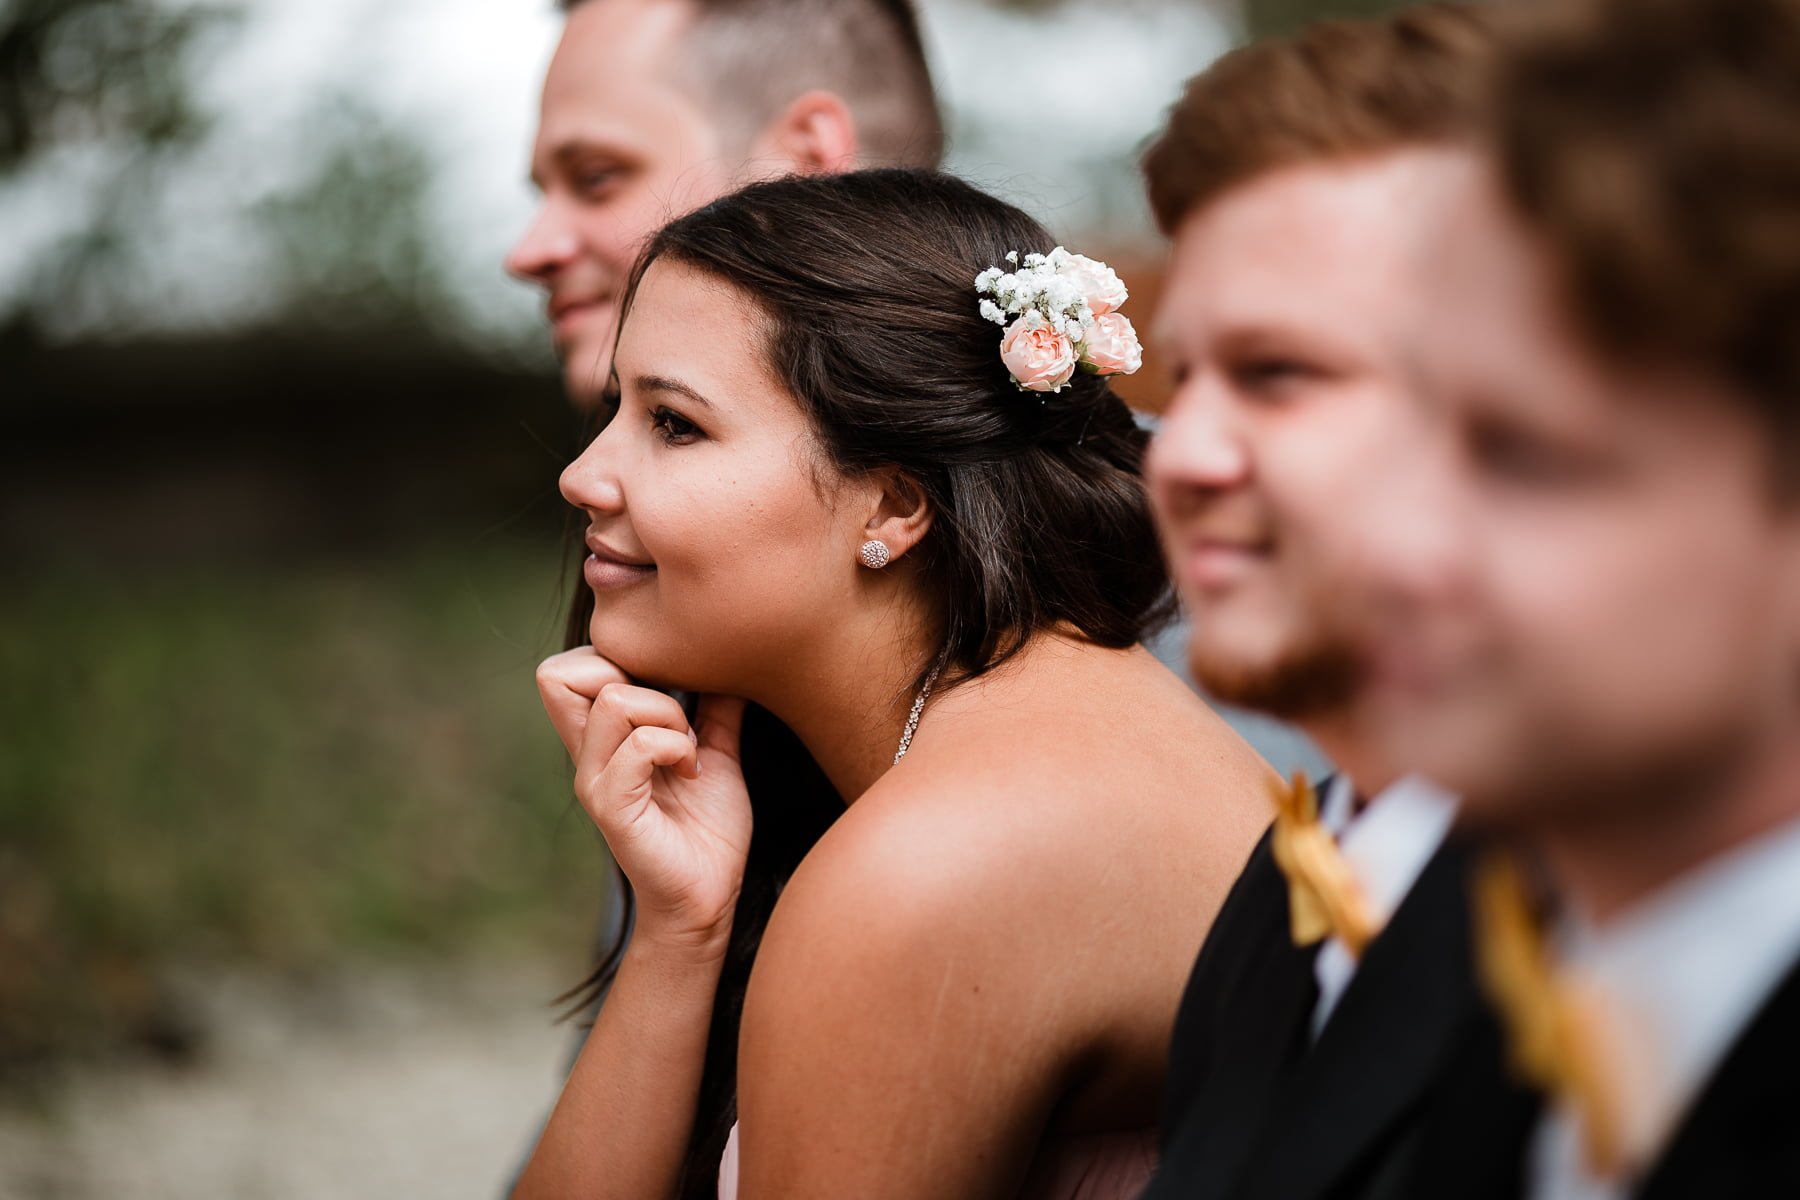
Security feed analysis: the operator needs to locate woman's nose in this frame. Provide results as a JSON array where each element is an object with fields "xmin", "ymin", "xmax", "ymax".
[{"xmin": 559, "ymin": 425, "xmax": 626, "ymax": 514}]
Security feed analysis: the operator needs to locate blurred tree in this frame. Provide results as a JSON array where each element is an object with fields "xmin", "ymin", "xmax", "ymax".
[
  {"xmin": 0, "ymin": 0, "xmax": 222, "ymax": 170},
  {"xmin": 1, "ymin": 0, "xmax": 230, "ymax": 339},
  {"xmin": 1, "ymin": 0, "xmax": 464, "ymax": 345},
  {"xmin": 251, "ymin": 94, "xmax": 462, "ymax": 338}
]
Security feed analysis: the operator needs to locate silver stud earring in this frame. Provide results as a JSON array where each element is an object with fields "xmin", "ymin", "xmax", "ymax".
[{"xmin": 858, "ymin": 539, "xmax": 892, "ymax": 569}]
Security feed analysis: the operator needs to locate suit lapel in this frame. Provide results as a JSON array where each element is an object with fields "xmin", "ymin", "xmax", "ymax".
[
  {"xmin": 1153, "ymin": 832, "xmax": 1324, "ymax": 1198},
  {"xmin": 1234, "ymin": 839, "xmax": 1483, "ymax": 1200},
  {"xmin": 1637, "ymin": 951, "xmax": 1800, "ymax": 1200}
]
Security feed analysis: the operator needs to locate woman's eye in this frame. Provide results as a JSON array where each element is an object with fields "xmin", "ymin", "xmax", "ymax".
[{"xmin": 650, "ymin": 406, "xmax": 702, "ymax": 445}]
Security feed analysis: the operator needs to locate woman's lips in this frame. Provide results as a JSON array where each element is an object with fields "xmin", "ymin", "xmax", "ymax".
[{"xmin": 583, "ymin": 552, "xmax": 656, "ymax": 590}]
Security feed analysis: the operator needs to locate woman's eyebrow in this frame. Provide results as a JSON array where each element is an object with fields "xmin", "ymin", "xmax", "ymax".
[{"xmin": 635, "ymin": 373, "xmax": 716, "ymax": 410}]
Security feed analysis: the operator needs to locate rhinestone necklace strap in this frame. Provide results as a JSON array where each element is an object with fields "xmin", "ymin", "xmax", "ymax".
[{"xmin": 892, "ymin": 661, "xmax": 944, "ymax": 765}]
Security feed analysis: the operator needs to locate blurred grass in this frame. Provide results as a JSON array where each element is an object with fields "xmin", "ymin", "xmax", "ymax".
[{"xmin": 0, "ymin": 537, "xmax": 604, "ymax": 1076}]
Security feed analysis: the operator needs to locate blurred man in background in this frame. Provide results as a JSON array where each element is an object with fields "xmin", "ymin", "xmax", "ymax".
[
  {"xmin": 1350, "ymin": 0, "xmax": 1800, "ymax": 1194},
  {"xmin": 506, "ymin": 0, "xmax": 943, "ymax": 409},
  {"xmin": 1138, "ymin": 7, "xmax": 1538, "ymax": 1199}
]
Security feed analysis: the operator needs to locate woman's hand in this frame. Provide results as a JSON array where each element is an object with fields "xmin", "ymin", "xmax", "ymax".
[{"xmin": 536, "ymin": 647, "xmax": 751, "ymax": 951}]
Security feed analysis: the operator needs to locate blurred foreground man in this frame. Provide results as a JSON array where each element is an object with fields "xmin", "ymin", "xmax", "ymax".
[
  {"xmin": 1138, "ymin": 8, "xmax": 1536, "ymax": 1199},
  {"xmin": 507, "ymin": 0, "xmax": 942, "ymax": 408},
  {"xmin": 1355, "ymin": 0, "xmax": 1800, "ymax": 1195}
]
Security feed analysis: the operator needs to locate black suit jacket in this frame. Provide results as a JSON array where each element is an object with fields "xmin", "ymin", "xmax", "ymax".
[
  {"xmin": 1147, "ymin": 815, "xmax": 1536, "ymax": 1200},
  {"xmin": 1413, "ymin": 945, "xmax": 1800, "ymax": 1200},
  {"xmin": 1636, "ymin": 950, "xmax": 1800, "ymax": 1198}
]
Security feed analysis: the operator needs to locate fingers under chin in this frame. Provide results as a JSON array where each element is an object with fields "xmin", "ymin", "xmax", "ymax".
[
  {"xmin": 536, "ymin": 646, "xmax": 631, "ymax": 695},
  {"xmin": 584, "ymin": 686, "xmax": 693, "ymax": 762},
  {"xmin": 621, "ymin": 724, "xmax": 701, "ymax": 780}
]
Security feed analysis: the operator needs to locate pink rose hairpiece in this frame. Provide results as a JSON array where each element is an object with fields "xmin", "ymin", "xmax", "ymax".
[{"xmin": 975, "ymin": 248, "xmax": 1143, "ymax": 394}]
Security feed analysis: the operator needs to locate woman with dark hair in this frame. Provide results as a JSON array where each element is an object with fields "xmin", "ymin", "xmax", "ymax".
[{"xmin": 513, "ymin": 169, "xmax": 1272, "ymax": 1200}]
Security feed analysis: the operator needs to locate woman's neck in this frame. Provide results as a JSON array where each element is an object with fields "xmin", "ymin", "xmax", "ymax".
[{"xmin": 751, "ymin": 604, "xmax": 942, "ymax": 803}]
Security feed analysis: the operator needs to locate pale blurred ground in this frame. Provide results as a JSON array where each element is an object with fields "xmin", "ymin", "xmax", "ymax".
[{"xmin": 0, "ymin": 960, "xmax": 569, "ymax": 1200}]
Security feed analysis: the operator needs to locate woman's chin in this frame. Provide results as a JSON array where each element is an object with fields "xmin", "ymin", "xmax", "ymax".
[{"xmin": 588, "ymin": 625, "xmax": 697, "ymax": 692}]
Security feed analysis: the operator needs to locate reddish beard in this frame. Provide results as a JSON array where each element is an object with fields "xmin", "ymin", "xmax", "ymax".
[{"xmin": 1191, "ymin": 631, "xmax": 1367, "ymax": 720}]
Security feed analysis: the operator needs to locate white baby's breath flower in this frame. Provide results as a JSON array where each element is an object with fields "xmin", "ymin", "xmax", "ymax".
[
  {"xmin": 1041, "ymin": 275, "xmax": 1079, "ymax": 317},
  {"xmin": 979, "ymin": 299, "xmax": 1005, "ymax": 325}
]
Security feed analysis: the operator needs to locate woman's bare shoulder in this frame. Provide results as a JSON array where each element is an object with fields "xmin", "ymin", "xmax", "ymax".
[
  {"xmin": 919, "ymin": 642, "xmax": 1277, "ymax": 824},
  {"xmin": 739, "ymin": 643, "xmax": 1275, "ymax": 1157},
  {"xmin": 761, "ymin": 644, "xmax": 1272, "ymax": 979},
  {"xmin": 739, "ymin": 769, "xmax": 1092, "ymax": 1125}
]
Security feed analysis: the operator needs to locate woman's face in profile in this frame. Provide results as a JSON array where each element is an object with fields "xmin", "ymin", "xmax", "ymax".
[{"xmin": 559, "ymin": 258, "xmax": 874, "ymax": 696}]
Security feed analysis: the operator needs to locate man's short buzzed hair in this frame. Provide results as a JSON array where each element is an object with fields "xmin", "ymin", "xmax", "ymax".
[
  {"xmin": 1141, "ymin": 3, "xmax": 1504, "ymax": 234},
  {"xmin": 561, "ymin": 0, "xmax": 943, "ymax": 169}
]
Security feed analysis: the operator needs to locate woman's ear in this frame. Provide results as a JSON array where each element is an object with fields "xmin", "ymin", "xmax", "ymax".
[
  {"xmin": 860, "ymin": 470, "xmax": 934, "ymax": 565},
  {"xmin": 749, "ymin": 90, "xmax": 859, "ymax": 175}
]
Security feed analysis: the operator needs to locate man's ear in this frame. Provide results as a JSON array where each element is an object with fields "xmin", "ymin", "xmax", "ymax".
[
  {"xmin": 859, "ymin": 469, "xmax": 933, "ymax": 565},
  {"xmin": 750, "ymin": 90, "xmax": 860, "ymax": 175}
]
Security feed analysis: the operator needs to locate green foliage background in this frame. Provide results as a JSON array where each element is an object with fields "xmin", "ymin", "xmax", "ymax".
[{"xmin": 0, "ymin": 542, "xmax": 601, "ymax": 1074}]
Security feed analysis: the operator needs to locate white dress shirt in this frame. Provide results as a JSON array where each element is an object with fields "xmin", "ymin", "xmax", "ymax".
[
  {"xmin": 1529, "ymin": 814, "xmax": 1800, "ymax": 1200},
  {"xmin": 1310, "ymin": 775, "xmax": 1461, "ymax": 1037}
]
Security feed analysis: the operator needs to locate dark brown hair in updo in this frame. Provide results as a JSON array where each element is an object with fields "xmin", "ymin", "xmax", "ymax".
[{"xmin": 562, "ymin": 168, "xmax": 1173, "ymax": 1198}]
